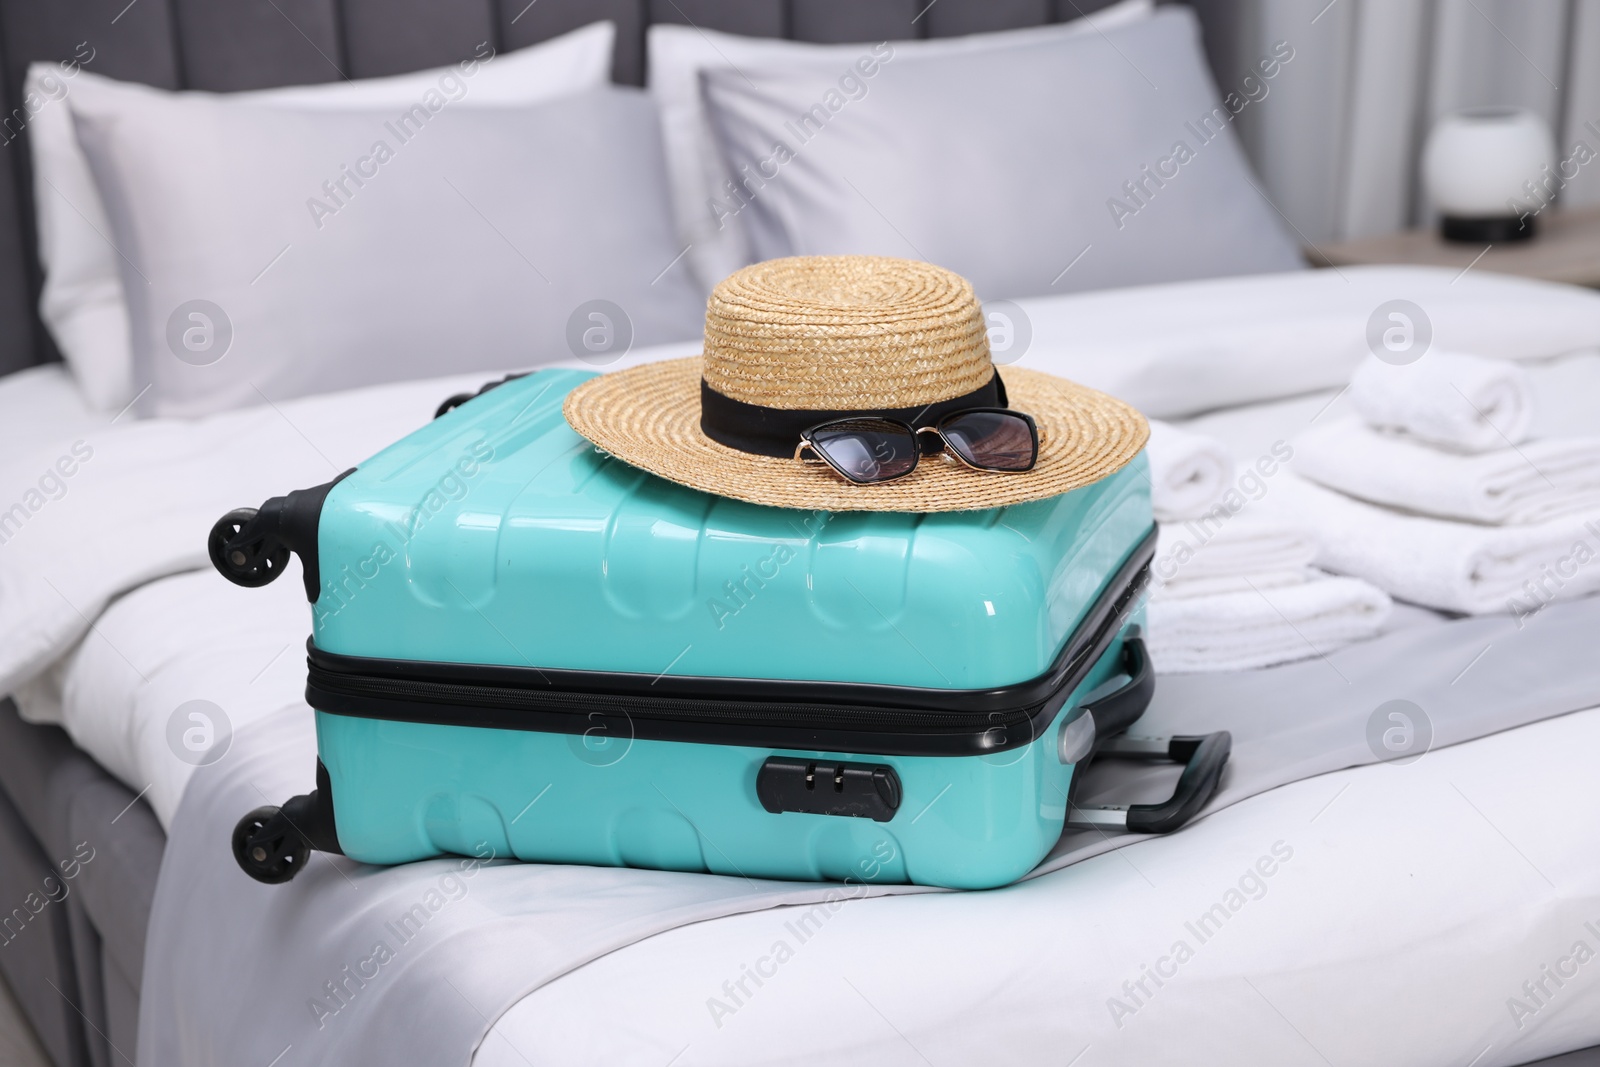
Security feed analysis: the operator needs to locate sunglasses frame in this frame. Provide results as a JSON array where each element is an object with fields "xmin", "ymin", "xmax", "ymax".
[{"xmin": 795, "ymin": 407, "xmax": 1040, "ymax": 485}]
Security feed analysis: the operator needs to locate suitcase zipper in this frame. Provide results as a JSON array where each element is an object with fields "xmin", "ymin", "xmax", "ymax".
[
  {"xmin": 306, "ymin": 525, "xmax": 1155, "ymax": 757},
  {"xmin": 308, "ymin": 669, "xmax": 1045, "ymax": 730}
]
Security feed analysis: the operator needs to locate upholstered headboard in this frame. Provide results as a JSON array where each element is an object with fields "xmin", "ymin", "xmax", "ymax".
[{"xmin": 0, "ymin": 0, "xmax": 1140, "ymax": 376}]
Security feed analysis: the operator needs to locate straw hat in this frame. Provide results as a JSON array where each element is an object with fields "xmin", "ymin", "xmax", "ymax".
[{"xmin": 563, "ymin": 256, "xmax": 1148, "ymax": 513}]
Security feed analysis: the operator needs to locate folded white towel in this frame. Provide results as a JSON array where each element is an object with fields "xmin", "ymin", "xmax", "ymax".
[
  {"xmin": 1278, "ymin": 474, "xmax": 1600, "ymax": 614},
  {"xmin": 1144, "ymin": 420, "xmax": 1235, "ymax": 522},
  {"xmin": 1349, "ymin": 351, "xmax": 1534, "ymax": 452},
  {"xmin": 1153, "ymin": 568, "xmax": 1308, "ymax": 601},
  {"xmin": 1146, "ymin": 572, "xmax": 1392, "ymax": 673},
  {"xmin": 1153, "ymin": 516, "xmax": 1318, "ymax": 586},
  {"xmin": 1295, "ymin": 418, "xmax": 1600, "ymax": 524}
]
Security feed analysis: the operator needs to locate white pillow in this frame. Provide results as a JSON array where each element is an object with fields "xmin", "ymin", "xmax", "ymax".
[
  {"xmin": 71, "ymin": 86, "xmax": 703, "ymax": 417},
  {"xmin": 646, "ymin": 0, "xmax": 1153, "ymax": 294},
  {"xmin": 699, "ymin": 8, "xmax": 1304, "ymax": 302},
  {"xmin": 27, "ymin": 20, "xmax": 615, "ymax": 411}
]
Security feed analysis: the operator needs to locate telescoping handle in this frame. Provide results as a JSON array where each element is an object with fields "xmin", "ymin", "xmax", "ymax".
[{"xmin": 1066, "ymin": 731, "xmax": 1231, "ymax": 835}]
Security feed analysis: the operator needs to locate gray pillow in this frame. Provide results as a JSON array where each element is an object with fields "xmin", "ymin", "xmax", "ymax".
[
  {"xmin": 71, "ymin": 85, "xmax": 704, "ymax": 416},
  {"xmin": 700, "ymin": 8, "xmax": 1305, "ymax": 300}
]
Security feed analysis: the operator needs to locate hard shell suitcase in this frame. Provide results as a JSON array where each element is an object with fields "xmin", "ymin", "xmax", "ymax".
[{"xmin": 212, "ymin": 369, "xmax": 1228, "ymax": 890}]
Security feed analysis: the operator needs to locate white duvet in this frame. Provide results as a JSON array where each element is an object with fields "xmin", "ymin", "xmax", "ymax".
[
  {"xmin": 5, "ymin": 266, "xmax": 1600, "ymax": 1065},
  {"xmin": 1, "ymin": 368, "xmax": 526, "ymax": 821},
  {"xmin": 10, "ymin": 264, "xmax": 1600, "ymax": 714}
]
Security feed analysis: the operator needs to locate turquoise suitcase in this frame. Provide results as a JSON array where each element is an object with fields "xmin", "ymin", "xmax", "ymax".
[{"xmin": 210, "ymin": 369, "xmax": 1227, "ymax": 890}]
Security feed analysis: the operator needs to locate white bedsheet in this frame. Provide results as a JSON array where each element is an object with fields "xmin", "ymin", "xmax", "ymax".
[
  {"xmin": 57, "ymin": 554, "xmax": 1595, "ymax": 1066},
  {"xmin": 86, "ymin": 563, "xmax": 1600, "ymax": 1065},
  {"xmin": 467, "ymin": 347, "xmax": 1600, "ymax": 1065},
  {"xmin": 23, "ymin": 363, "xmax": 1599, "ymax": 1064},
  {"xmin": 4, "ymin": 266, "xmax": 1600, "ymax": 1064},
  {"xmin": 479, "ymin": 707, "xmax": 1600, "ymax": 1067}
]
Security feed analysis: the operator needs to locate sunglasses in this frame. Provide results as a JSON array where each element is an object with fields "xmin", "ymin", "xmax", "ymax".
[{"xmin": 794, "ymin": 408, "xmax": 1039, "ymax": 484}]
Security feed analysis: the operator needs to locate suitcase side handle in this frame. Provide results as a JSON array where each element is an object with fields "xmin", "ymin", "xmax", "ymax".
[
  {"xmin": 435, "ymin": 372, "xmax": 531, "ymax": 419},
  {"xmin": 1082, "ymin": 631, "xmax": 1154, "ymax": 743},
  {"xmin": 1067, "ymin": 730, "xmax": 1232, "ymax": 836}
]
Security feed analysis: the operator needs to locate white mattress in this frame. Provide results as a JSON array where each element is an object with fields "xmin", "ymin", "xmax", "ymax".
[
  {"xmin": 13, "ymin": 361, "xmax": 1593, "ymax": 1066},
  {"xmin": 5, "ymin": 268, "xmax": 1600, "ymax": 1065}
]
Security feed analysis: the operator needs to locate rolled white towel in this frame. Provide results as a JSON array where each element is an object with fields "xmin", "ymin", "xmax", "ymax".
[
  {"xmin": 1278, "ymin": 474, "xmax": 1600, "ymax": 614},
  {"xmin": 1146, "ymin": 571, "xmax": 1392, "ymax": 673},
  {"xmin": 1152, "ymin": 515, "xmax": 1318, "ymax": 587},
  {"xmin": 1295, "ymin": 418, "xmax": 1600, "ymax": 524},
  {"xmin": 1349, "ymin": 351, "xmax": 1534, "ymax": 452},
  {"xmin": 1144, "ymin": 420, "xmax": 1234, "ymax": 522}
]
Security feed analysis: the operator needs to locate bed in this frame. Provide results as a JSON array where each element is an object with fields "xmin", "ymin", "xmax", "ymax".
[
  {"xmin": 6, "ymin": 292, "xmax": 1600, "ymax": 1067},
  {"xmin": 2, "ymin": 3, "xmax": 1600, "ymax": 1067}
]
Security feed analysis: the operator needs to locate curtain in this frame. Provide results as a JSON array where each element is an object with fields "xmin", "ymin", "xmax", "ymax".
[{"xmin": 1186, "ymin": 0, "xmax": 1600, "ymax": 245}]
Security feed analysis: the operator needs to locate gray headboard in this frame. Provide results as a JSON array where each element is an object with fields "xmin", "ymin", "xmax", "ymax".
[{"xmin": 0, "ymin": 0, "xmax": 1139, "ymax": 377}]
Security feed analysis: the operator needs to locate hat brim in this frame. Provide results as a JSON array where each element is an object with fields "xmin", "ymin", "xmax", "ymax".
[{"xmin": 562, "ymin": 357, "xmax": 1148, "ymax": 513}]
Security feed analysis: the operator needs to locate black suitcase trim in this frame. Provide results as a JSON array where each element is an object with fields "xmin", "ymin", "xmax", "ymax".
[{"xmin": 304, "ymin": 525, "xmax": 1156, "ymax": 758}]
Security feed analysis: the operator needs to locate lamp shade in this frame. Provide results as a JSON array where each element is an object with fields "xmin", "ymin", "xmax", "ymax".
[{"xmin": 1422, "ymin": 108, "xmax": 1554, "ymax": 241}]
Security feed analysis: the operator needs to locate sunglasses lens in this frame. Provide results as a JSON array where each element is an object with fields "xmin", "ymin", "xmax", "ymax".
[
  {"xmin": 940, "ymin": 411, "xmax": 1037, "ymax": 471},
  {"xmin": 808, "ymin": 419, "xmax": 919, "ymax": 483}
]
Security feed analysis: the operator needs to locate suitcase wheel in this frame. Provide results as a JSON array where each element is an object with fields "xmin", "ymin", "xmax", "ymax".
[
  {"xmin": 232, "ymin": 805, "xmax": 310, "ymax": 884},
  {"xmin": 208, "ymin": 508, "xmax": 291, "ymax": 588}
]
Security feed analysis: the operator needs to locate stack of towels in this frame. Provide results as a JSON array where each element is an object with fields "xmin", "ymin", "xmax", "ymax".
[
  {"xmin": 1287, "ymin": 352, "xmax": 1600, "ymax": 616},
  {"xmin": 1143, "ymin": 421, "xmax": 1392, "ymax": 673}
]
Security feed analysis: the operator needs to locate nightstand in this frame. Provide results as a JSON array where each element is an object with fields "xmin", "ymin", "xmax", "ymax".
[{"xmin": 1307, "ymin": 205, "xmax": 1600, "ymax": 288}]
